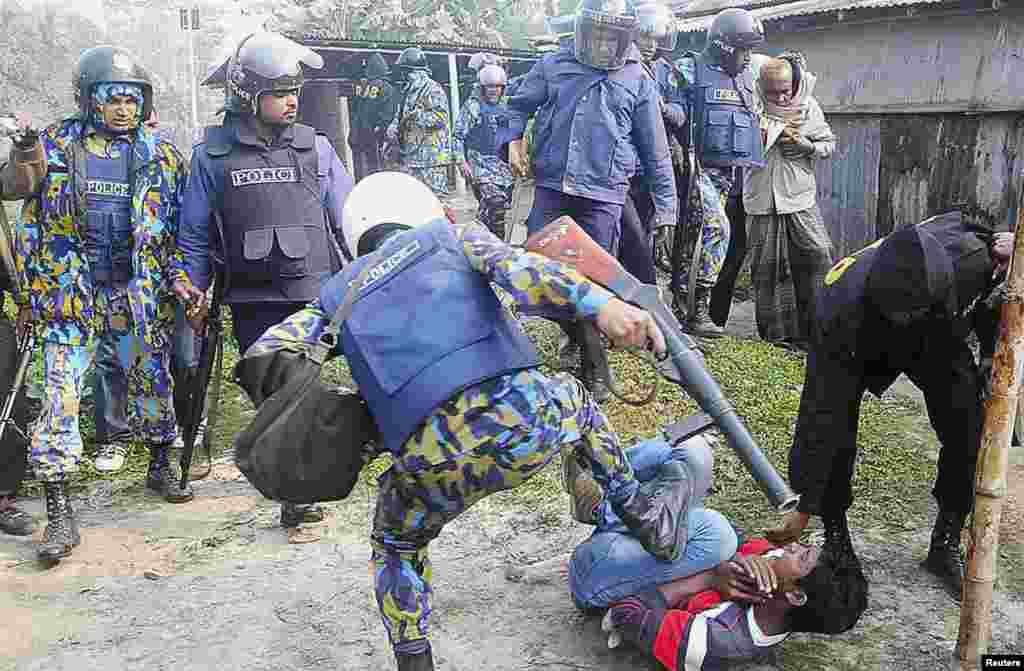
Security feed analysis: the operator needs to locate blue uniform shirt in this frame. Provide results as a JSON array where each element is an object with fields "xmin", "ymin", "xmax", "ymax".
[{"xmin": 507, "ymin": 46, "xmax": 677, "ymax": 227}]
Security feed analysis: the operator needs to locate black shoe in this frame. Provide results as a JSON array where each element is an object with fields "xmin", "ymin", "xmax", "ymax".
[
  {"xmin": 578, "ymin": 322, "xmax": 613, "ymax": 404},
  {"xmin": 685, "ymin": 288, "xmax": 725, "ymax": 339},
  {"xmin": 145, "ymin": 448, "xmax": 195, "ymax": 504},
  {"xmin": 614, "ymin": 462, "xmax": 692, "ymax": 561},
  {"xmin": 0, "ymin": 495, "xmax": 35, "ymax": 536},
  {"xmin": 280, "ymin": 502, "xmax": 325, "ymax": 528},
  {"xmin": 923, "ymin": 509, "xmax": 966, "ymax": 600},
  {"xmin": 38, "ymin": 482, "xmax": 80, "ymax": 563}
]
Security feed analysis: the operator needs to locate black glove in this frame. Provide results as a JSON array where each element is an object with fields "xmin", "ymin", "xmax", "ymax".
[{"xmin": 662, "ymin": 103, "xmax": 687, "ymax": 130}]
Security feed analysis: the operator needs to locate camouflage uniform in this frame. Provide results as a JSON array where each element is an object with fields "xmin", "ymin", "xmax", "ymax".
[
  {"xmin": 672, "ymin": 55, "xmax": 750, "ymax": 292},
  {"xmin": 15, "ymin": 121, "xmax": 185, "ymax": 481},
  {"xmin": 248, "ymin": 223, "xmax": 641, "ymax": 653},
  {"xmin": 452, "ymin": 96, "xmax": 515, "ymax": 237},
  {"xmin": 386, "ymin": 70, "xmax": 452, "ymax": 199}
]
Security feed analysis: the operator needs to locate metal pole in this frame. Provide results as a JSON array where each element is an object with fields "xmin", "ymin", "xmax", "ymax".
[
  {"xmin": 954, "ymin": 185, "xmax": 1024, "ymax": 670},
  {"xmin": 187, "ymin": 16, "xmax": 199, "ymax": 143},
  {"xmin": 447, "ymin": 52, "xmax": 461, "ymax": 191}
]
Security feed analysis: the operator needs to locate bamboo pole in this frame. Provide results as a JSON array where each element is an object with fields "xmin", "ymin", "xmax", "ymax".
[{"xmin": 954, "ymin": 193, "xmax": 1024, "ymax": 670}]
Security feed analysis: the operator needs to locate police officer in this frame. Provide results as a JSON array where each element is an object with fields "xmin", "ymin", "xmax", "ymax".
[
  {"xmin": 453, "ymin": 64, "xmax": 515, "ymax": 240},
  {"xmin": 617, "ymin": 1, "xmax": 679, "ymax": 285},
  {"xmin": 241, "ymin": 171, "xmax": 693, "ymax": 671},
  {"xmin": 666, "ymin": 8, "xmax": 765, "ymax": 337},
  {"xmin": 14, "ymin": 46, "xmax": 191, "ymax": 563},
  {"xmin": 507, "ymin": 0, "xmax": 677, "ymax": 400},
  {"xmin": 348, "ymin": 52, "xmax": 396, "ymax": 182},
  {"xmin": 175, "ymin": 31, "xmax": 354, "ymax": 534},
  {"xmin": 385, "ymin": 47, "xmax": 453, "ymax": 199},
  {"xmin": 0, "ymin": 112, "xmax": 43, "ymax": 538},
  {"xmin": 766, "ymin": 211, "xmax": 1012, "ymax": 600}
]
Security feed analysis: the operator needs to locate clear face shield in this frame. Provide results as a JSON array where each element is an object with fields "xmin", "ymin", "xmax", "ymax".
[{"xmin": 575, "ymin": 11, "xmax": 637, "ymax": 70}]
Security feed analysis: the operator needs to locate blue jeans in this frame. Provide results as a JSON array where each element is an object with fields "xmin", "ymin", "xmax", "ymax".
[
  {"xmin": 94, "ymin": 303, "xmax": 197, "ymax": 443},
  {"xmin": 568, "ymin": 435, "xmax": 739, "ymax": 610}
]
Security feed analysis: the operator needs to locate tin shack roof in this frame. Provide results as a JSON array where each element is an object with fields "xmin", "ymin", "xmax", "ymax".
[
  {"xmin": 672, "ymin": 0, "xmax": 953, "ymax": 31},
  {"xmin": 202, "ymin": 35, "xmax": 542, "ymax": 87}
]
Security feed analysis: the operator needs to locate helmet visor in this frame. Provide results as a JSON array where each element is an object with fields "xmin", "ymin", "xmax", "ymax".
[{"xmin": 575, "ymin": 12, "xmax": 637, "ymax": 70}]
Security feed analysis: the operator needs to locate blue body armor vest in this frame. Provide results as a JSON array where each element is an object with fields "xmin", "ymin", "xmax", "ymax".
[
  {"xmin": 319, "ymin": 219, "xmax": 540, "ymax": 455},
  {"xmin": 84, "ymin": 151, "xmax": 134, "ymax": 286},
  {"xmin": 466, "ymin": 102, "xmax": 511, "ymax": 157},
  {"xmin": 692, "ymin": 55, "xmax": 765, "ymax": 169}
]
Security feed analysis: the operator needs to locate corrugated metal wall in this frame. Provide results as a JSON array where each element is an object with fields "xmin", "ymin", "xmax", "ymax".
[{"xmin": 815, "ymin": 112, "xmax": 1024, "ymax": 257}]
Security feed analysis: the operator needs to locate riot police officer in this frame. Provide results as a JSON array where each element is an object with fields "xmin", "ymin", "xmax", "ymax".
[
  {"xmin": 348, "ymin": 52, "xmax": 395, "ymax": 182},
  {"xmin": 507, "ymin": 0, "xmax": 677, "ymax": 401},
  {"xmin": 15, "ymin": 46, "xmax": 191, "ymax": 563},
  {"xmin": 453, "ymin": 64, "xmax": 515, "ymax": 239},
  {"xmin": 385, "ymin": 47, "xmax": 453, "ymax": 199},
  {"xmin": 666, "ymin": 8, "xmax": 766, "ymax": 337},
  {"xmin": 175, "ymin": 31, "xmax": 354, "ymax": 534},
  {"xmin": 241, "ymin": 171, "xmax": 691, "ymax": 671},
  {"xmin": 617, "ymin": 1, "xmax": 678, "ymax": 285}
]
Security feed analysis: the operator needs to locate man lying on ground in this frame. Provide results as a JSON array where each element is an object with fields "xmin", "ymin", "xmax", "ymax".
[{"xmin": 559, "ymin": 432, "xmax": 868, "ymax": 669}]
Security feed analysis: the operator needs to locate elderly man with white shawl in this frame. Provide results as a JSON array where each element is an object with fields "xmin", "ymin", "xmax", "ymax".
[{"xmin": 744, "ymin": 54, "xmax": 836, "ymax": 349}]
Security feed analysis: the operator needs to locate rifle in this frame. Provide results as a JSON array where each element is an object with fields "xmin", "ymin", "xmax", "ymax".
[
  {"xmin": 179, "ymin": 222, "xmax": 227, "ymax": 489},
  {"xmin": 526, "ymin": 217, "xmax": 800, "ymax": 514},
  {"xmin": 0, "ymin": 326, "xmax": 34, "ymax": 444}
]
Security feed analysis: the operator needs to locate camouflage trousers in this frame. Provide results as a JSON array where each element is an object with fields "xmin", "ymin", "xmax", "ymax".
[
  {"xmin": 402, "ymin": 164, "xmax": 452, "ymax": 201},
  {"xmin": 476, "ymin": 181, "xmax": 513, "ymax": 240},
  {"xmin": 30, "ymin": 291, "xmax": 176, "ymax": 482},
  {"xmin": 675, "ymin": 167, "xmax": 735, "ymax": 291},
  {"xmin": 370, "ymin": 370, "xmax": 638, "ymax": 653}
]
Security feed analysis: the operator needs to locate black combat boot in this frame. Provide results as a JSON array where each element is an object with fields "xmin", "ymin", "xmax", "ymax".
[
  {"xmin": 614, "ymin": 462, "xmax": 693, "ymax": 561},
  {"xmin": 823, "ymin": 511, "xmax": 861, "ymax": 568},
  {"xmin": 280, "ymin": 502, "xmax": 325, "ymax": 527},
  {"xmin": 395, "ymin": 640, "xmax": 435, "ymax": 671},
  {"xmin": 577, "ymin": 322, "xmax": 613, "ymax": 403},
  {"xmin": 685, "ymin": 287, "xmax": 725, "ymax": 339},
  {"xmin": 145, "ymin": 444, "xmax": 195, "ymax": 504},
  {"xmin": 37, "ymin": 481, "xmax": 80, "ymax": 563},
  {"xmin": 923, "ymin": 508, "xmax": 966, "ymax": 600},
  {"xmin": 0, "ymin": 494, "xmax": 35, "ymax": 536}
]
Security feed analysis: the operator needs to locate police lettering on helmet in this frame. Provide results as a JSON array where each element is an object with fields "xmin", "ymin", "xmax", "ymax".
[
  {"xmin": 225, "ymin": 32, "xmax": 323, "ymax": 117},
  {"xmin": 705, "ymin": 8, "xmax": 764, "ymax": 76}
]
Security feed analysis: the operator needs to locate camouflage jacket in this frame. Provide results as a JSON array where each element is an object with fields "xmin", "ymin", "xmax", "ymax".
[
  {"xmin": 14, "ymin": 119, "xmax": 187, "ymax": 347},
  {"xmin": 386, "ymin": 71, "xmax": 452, "ymax": 168}
]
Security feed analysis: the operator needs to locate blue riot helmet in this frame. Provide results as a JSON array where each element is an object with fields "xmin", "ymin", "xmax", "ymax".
[
  {"xmin": 396, "ymin": 47, "xmax": 431, "ymax": 75},
  {"xmin": 635, "ymin": 3, "xmax": 675, "ymax": 63},
  {"xmin": 705, "ymin": 8, "xmax": 764, "ymax": 75},
  {"xmin": 226, "ymin": 31, "xmax": 324, "ymax": 115},
  {"xmin": 73, "ymin": 46, "xmax": 154, "ymax": 124},
  {"xmin": 574, "ymin": 0, "xmax": 639, "ymax": 71}
]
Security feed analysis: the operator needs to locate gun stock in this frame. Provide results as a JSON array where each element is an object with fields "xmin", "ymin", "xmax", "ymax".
[{"xmin": 525, "ymin": 217, "xmax": 800, "ymax": 514}]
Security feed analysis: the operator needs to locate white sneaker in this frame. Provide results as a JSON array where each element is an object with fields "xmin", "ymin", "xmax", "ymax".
[{"xmin": 94, "ymin": 443, "xmax": 130, "ymax": 472}]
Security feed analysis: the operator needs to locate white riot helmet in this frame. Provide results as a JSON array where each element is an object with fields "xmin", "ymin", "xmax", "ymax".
[
  {"xmin": 478, "ymin": 64, "xmax": 508, "ymax": 104},
  {"xmin": 342, "ymin": 172, "xmax": 446, "ymax": 256}
]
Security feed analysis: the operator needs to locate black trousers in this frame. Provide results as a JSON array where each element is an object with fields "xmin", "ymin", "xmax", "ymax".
[
  {"xmin": 618, "ymin": 189, "xmax": 656, "ymax": 285},
  {"xmin": 790, "ymin": 335, "xmax": 983, "ymax": 518},
  {"xmin": 230, "ymin": 302, "xmax": 308, "ymax": 356},
  {"xmin": 352, "ymin": 145, "xmax": 383, "ymax": 183},
  {"xmin": 0, "ymin": 314, "xmax": 30, "ymax": 495},
  {"xmin": 709, "ymin": 191, "xmax": 746, "ymax": 327}
]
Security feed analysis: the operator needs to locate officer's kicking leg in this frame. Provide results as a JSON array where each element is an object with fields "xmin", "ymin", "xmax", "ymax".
[{"xmin": 371, "ymin": 370, "xmax": 691, "ymax": 670}]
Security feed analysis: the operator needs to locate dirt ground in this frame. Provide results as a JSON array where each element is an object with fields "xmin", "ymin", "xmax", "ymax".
[{"xmin": 2, "ymin": 200, "xmax": 1023, "ymax": 670}]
